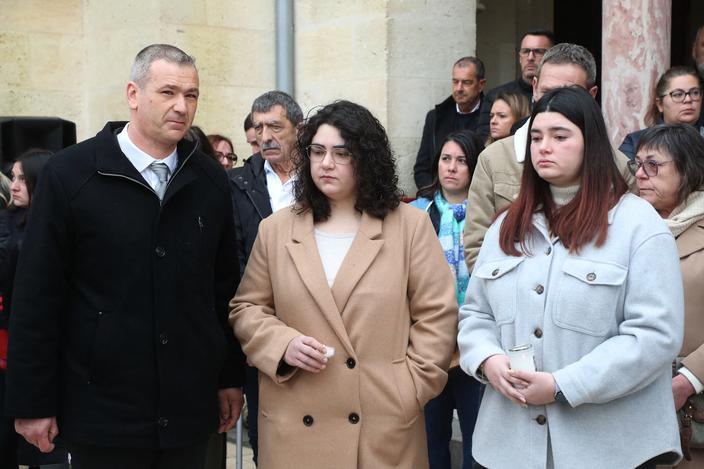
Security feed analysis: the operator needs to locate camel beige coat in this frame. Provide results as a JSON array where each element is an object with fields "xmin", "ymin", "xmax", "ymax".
[
  {"xmin": 229, "ymin": 203, "xmax": 457, "ymax": 469},
  {"xmin": 675, "ymin": 220, "xmax": 704, "ymax": 469}
]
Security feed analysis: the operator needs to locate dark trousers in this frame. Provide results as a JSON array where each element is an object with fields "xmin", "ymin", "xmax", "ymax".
[
  {"xmin": 425, "ymin": 367, "xmax": 481, "ymax": 469},
  {"xmin": 244, "ymin": 364, "xmax": 259, "ymax": 466},
  {"xmin": 68, "ymin": 439, "xmax": 209, "ymax": 469}
]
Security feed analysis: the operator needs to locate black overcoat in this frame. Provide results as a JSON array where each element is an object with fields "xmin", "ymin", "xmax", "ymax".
[{"xmin": 5, "ymin": 122, "xmax": 245, "ymax": 449}]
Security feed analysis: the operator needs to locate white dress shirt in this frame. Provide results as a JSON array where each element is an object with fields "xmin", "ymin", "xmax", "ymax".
[
  {"xmin": 264, "ymin": 159, "xmax": 296, "ymax": 212},
  {"xmin": 117, "ymin": 123, "xmax": 178, "ymax": 192}
]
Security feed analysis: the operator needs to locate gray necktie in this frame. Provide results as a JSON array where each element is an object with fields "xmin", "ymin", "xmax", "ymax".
[{"xmin": 151, "ymin": 162, "xmax": 170, "ymax": 200}]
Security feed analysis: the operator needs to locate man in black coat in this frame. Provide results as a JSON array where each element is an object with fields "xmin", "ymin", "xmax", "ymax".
[
  {"xmin": 475, "ymin": 30, "xmax": 556, "ymax": 137},
  {"xmin": 413, "ymin": 56, "xmax": 486, "ymax": 189},
  {"xmin": 228, "ymin": 90, "xmax": 303, "ymax": 465},
  {"xmin": 6, "ymin": 44, "xmax": 245, "ymax": 469}
]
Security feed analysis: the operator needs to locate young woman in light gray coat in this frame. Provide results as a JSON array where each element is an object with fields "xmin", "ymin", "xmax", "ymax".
[{"xmin": 458, "ymin": 87, "xmax": 684, "ymax": 469}]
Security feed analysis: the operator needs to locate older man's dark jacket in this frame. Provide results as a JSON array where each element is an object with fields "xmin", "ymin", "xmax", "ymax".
[
  {"xmin": 228, "ymin": 153, "xmax": 273, "ymax": 273},
  {"xmin": 5, "ymin": 122, "xmax": 245, "ymax": 449}
]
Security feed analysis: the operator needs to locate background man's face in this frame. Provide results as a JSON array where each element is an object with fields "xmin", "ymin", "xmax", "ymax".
[
  {"xmin": 246, "ymin": 127, "xmax": 260, "ymax": 155},
  {"xmin": 533, "ymin": 62, "xmax": 594, "ymax": 101},
  {"xmin": 452, "ymin": 63, "xmax": 485, "ymax": 109},
  {"xmin": 127, "ymin": 59, "xmax": 199, "ymax": 150},
  {"xmin": 252, "ymin": 105, "xmax": 296, "ymax": 166},
  {"xmin": 519, "ymin": 35, "xmax": 553, "ymax": 83},
  {"xmin": 693, "ymin": 29, "xmax": 704, "ymax": 68}
]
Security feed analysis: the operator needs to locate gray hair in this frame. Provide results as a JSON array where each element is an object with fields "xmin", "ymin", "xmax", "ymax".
[
  {"xmin": 453, "ymin": 56, "xmax": 486, "ymax": 80},
  {"xmin": 538, "ymin": 43, "xmax": 597, "ymax": 88},
  {"xmin": 251, "ymin": 91, "xmax": 304, "ymax": 126},
  {"xmin": 130, "ymin": 44, "xmax": 196, "ymax": 87}
]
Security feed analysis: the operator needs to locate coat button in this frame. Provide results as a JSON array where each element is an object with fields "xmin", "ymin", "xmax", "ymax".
[
  {"xmin": 545, "ymin": 246, "xmax": 552, "ymax": 255},
  {"xmin": 492, "ymin": 268, "xmax": 500, "ymax": 276},
  {"xmin": 160, "ymin": 333, "xmax": 168, "ymax": 345},
  {"xmin": 586, "ymin": 272, "xmax": 596, "ymax": 282},
  {"xmin": 534, "ymin": 284, "xmax": 544, "ymax": 294},
  {"xmin": 536, "ymin": 415, "xmax": 546, "ymax": 425},
  {"xmin": 348, "ymin": 413, "xmax": 360, "ymax": 424},
  {"xmin": 155, "ymin": 246, "xmax": 166, "ymax": 258},
  {"xmin": 158, "ymin": 417, "xmax": 169, "ymax": 428},
  {"xmin": 534, "ymin": 328, "xmax": 543, "ymax": 338},
  {"xmin": 302, "ymin": 415, "xmax": 314, "ymax": 426},
  {"xmin": 346, "ymin": 358, "xmax": 356, "ymax": 369}
]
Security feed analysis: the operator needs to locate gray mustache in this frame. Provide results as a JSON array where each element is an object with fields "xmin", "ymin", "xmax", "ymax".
[{"xmin": 261, "ymin": 142, "xmax": 281, "ymax": 151}]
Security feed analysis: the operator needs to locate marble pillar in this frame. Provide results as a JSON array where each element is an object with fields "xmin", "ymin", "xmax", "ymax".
[{"xmin": 602, "ymin": 0, "xmax": 671, "ymax": 148}]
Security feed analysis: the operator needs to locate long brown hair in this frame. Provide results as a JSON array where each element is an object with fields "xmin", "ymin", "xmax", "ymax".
[{"xmin": 499, "ymin": 87, "xmax": 628, "ymax": 256}]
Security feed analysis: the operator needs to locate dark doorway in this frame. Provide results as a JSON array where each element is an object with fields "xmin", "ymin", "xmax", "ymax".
[
  {"xmin": 553, "ymin": 2, "xmax": 603, "ymax": 101},
  {"xmin": 671, "ymin": 0, "xmax": 704, "ymax": 68}
]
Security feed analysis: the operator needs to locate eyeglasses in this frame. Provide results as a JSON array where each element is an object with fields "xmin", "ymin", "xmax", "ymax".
[
  {"xmin": 660, "ymin": 87, "xmax": 703, "ymax": 103},
  {"xmin": 518, "ymin": 48, "xmax": 548, "ymax": 57},
  {"xmin": 215, "ymin": 152, "xmax": 238, "ymax": 163},
  {"xmin": 307, "ymin": 145, "xmax": 354, "ymax": 165},
  {"xmin": 627, "ymin": 159, "xmax": 674, "ymax": 177}
]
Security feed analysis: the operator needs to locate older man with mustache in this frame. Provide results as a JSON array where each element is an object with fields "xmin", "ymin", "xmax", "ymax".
[{"xmin": 227, "ymin": 90, "xmax": 303, "ymax": 466}]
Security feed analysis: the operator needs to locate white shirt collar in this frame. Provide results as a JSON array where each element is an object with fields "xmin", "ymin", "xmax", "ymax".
[
  {"xmin": 117, "ymin": 123, "xmax": 178, "ymax": 174},
  {"xmin": 456, "ymin": 99, "xmax": 481, "ymax": 115},
  {"xmin": 513, "ymin": 119, "xmax": 531, "ymax": 163}
]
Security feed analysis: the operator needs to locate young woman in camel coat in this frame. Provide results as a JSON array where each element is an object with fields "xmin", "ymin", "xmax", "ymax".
[{"xmin": 230, "ymin": 101, "xmax": 458, "ymax": 469}]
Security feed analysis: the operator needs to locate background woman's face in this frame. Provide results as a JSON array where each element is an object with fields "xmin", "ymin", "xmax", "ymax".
[
  {"xmin": 10, "ymin": 161, "xmax": 29, "ymax": 208},
  {"xmin": 657, "ymin": 74, "xmax": 701, "ymax": 125},
  {"xmin": 634, "ymin": 146, "xmax": 681, "ymax": 217},
  {"xmin": 530, "ymin": 111, "xmax": 585, "ymax": 188},
  {"xmin": 489, "ymin": 99, "xmax": 515, "ymax": 140},
  {"xmin": 437, "ymin": 140, "xmax": 471, "ymax": 197}
]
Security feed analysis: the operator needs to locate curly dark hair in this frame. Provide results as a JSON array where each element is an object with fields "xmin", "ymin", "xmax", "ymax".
[{"xmin": 293, "ymin": 100, "xmax": 402, "ymax": 221}]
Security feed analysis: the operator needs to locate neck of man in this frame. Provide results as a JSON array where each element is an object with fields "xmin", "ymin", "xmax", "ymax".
[
  {"xmin": 457, "ymin": 96, "xmax": 479, "ymax": 114},
  {"xmin": 127, "ymin": 123, "xmax": 175, "ymax": 159},
  {"xmin": 270, "ymin": 159, "xmax": 294, "ymax": 183}
]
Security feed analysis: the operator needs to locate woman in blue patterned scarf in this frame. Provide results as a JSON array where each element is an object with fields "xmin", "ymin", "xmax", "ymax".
[{"xmin": 410, "ymin": 129, "xmax": 484, "ymax": 469}]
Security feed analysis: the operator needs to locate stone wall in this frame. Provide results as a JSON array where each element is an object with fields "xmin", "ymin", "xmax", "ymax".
[{"xmin": 0, "ymin": 0, "xmax": 476, "ymax": 190}]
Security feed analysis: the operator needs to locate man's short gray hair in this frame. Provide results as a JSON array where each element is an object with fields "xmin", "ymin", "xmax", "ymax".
[
  {"xmin": 453, "ymin": 56, "xmax": 486, "ymax": 80},
  {"xmin": 130, "ymin": 44, "xmax": 197, "ymax": 87},
  {"xmin": 251, "ymin": 91, "xmax": 304, "ymax": 126},
  {"xmin": 538, "ymin": 43, "xmax": 597, "ymax": 88}
]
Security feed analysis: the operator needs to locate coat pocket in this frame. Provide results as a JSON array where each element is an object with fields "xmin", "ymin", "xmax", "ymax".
[
  {"xmin": 391, "ymin": 358, "xmax": 420, "ymax": 424},
  {"xmin": 473, "ymin": 257, "xmax": 525, "ymax": 325},
  {"xmin": 553, "ymin": 257, "xmax": 627, "ymax": 336}
]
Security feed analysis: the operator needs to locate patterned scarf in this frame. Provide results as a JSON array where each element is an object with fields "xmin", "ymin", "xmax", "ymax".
[{"xmin": 433, "ymin": 191, "xmax": 469, "ymax": 305}]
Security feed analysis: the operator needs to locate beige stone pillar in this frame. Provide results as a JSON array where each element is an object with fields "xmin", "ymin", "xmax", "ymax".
[
  {"xmin": 602, "ymin": 0, "xmax": 671, "ymax": 148},
  {"xmin": 296, "ymin": 0, "xmax": 476, "ymax": 194}
]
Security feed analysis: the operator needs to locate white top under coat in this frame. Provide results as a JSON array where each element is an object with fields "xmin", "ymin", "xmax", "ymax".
[{"xmin": 314, "ymin": 229, "xmax": 356, "ymax": 287}]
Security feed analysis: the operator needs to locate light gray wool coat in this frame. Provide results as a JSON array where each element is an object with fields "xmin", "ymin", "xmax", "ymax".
[{"xmin": 458, "ymin": 194, "xmax": 684, "ymax": 469}]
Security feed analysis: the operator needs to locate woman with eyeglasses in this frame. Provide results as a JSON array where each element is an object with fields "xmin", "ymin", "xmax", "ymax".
[
  {"xmin": 410, "ymin": 129, "xmax": 484, "ymax": 469},
  {"xmin": 458, "ymin": 87, "xmax": 683, "ymax": 469},
  {"xmin": 631, "ymin": 124, "xmax": 704, "ymax": 467},
  {"xmin": 229, "ymin": 100, "xmax": 458, "ymax": 469},
  {"xmin": 619, "ymin": 67, "xmax": 704, "ymax": 160},
  {"xmin": 207, "ymin": 134, "xmax": 238, "ymax": 170}
]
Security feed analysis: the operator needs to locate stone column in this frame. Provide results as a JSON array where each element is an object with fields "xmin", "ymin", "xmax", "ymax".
[
  {"xmin": 295, "ymin": 0, "xmax": 476, "ymax": 194},
  {"xmin": 602, "ymin": 0, "xmax": 671, "ymax": 148}
]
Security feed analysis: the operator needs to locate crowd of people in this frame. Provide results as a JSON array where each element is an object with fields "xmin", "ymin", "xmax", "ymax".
[{"xmin": 0, "ymin": 28, "xmax": 702, "ymax": 469}]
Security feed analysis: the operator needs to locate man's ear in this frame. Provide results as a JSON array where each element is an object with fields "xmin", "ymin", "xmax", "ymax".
[
  {"xmin": 126, "ymin": 81, "xmax": 139, "ymax": 111},
  {"xmin": 588, "ymin": 85, "xmax": 599, "ymax": 99},
  {"xmin": 479, "ymin": 78, "xmax": 487, "ymax": 91}
]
